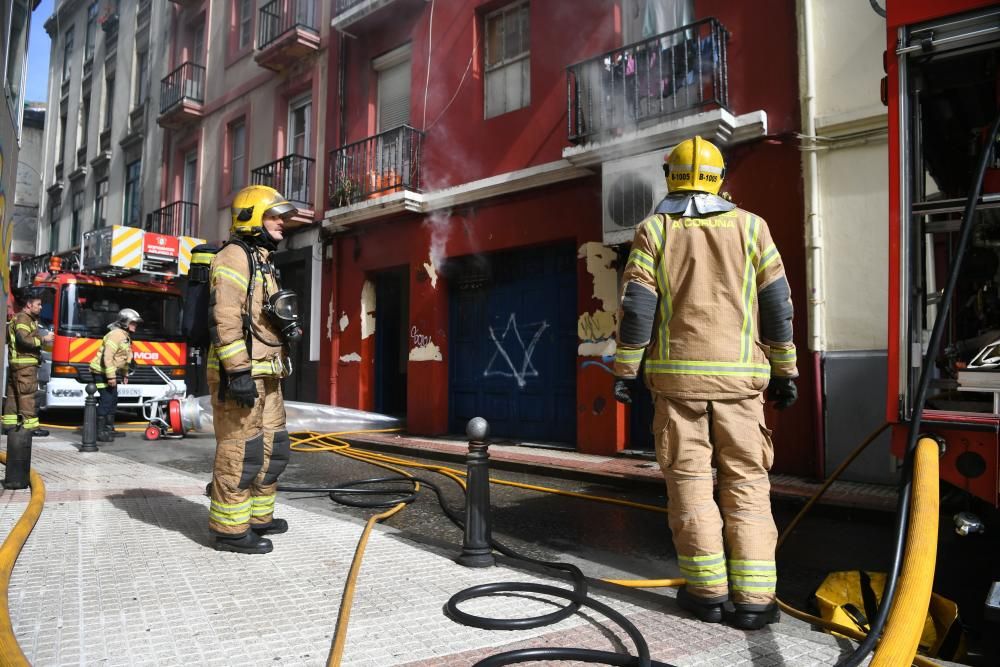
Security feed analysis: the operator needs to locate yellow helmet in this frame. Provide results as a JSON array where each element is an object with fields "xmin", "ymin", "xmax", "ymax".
[
  {"xmin": 230, "ymin": 184, "xmax": 297, "ymax": 236},
  {"xmin": 664, "ymin": 136, "xmax": 726, "ymax": 195}
]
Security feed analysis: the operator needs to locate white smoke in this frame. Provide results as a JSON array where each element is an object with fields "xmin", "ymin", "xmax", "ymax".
[{"xmin": 422, "ymin": 210, "xmax": 451, "ymax": 288}]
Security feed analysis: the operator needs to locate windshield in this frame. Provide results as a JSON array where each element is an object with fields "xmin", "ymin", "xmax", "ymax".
[{"xmin": 58, "ymin": 284, "xmax": 182, "ymax": 341}]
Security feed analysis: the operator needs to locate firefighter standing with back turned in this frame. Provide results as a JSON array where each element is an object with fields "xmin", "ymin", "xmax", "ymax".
[
  {"xmin": 207, "ymin": 184, "xmax": 300, "ymax": 554},
  {"xmin": 89, "ymin": 308, "xmax": 141, "ymax": 442},
  {"xmin": 613, "ymin": 136, "xmax": 798, "ymax": 630},
  {"xmin": 4, "ymin": 288, "xmax": 55, "ymax": 436}
]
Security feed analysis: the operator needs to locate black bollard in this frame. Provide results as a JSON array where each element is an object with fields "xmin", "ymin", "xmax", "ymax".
[
  {"xmin": 3, "ymin": 426, "xmax": 32, "ymax": 490},
  {"xmin": 81, "ymin": 383, "xmax": 99, "ymax": 453},
  {"xmin": 457, "ymin": 417, "xmax": 496, "ymax": 568}
]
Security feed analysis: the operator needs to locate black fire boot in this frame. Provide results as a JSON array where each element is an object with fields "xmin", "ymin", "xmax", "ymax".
[
  {"xmin": 251, "ymin": 518, "xmax": 288, "ymax": 536},
  {"xmin": 676, "ymin": 586, "xmax": 726, "ymax": 624},
  {"xmin": 31, "ymin": 428, "xmax": 50, "ymax": 437},
  {"xmin": 109, "ymin": 415, "xmax": 126, "ymax": 438},
  {"xmin": 213, "ymin": 531, "xmax": 273, "ymax": 554},
  {"xmin": 97, "ymin": 416, "xmax": 114, "ymax": 443},
  {"xmin": 724, "ymin": 601, "xmax": 780, "ymax": 630}
]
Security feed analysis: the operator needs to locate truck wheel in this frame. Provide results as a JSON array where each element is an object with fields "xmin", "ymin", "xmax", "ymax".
[{"xmin": 144, "ymin": 425, "xmax": 161, "ymax": 441}]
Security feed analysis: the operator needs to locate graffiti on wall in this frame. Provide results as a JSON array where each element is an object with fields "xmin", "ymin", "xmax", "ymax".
[{"xmin": 484, "ymin": 313, "xmax": 549, "ymax": 388}]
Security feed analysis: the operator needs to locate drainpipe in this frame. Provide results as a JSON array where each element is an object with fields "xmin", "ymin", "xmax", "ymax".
[
  {"xmin": 797, "ymin": 0, "xmax": 826, "ymax": 478},
  {"xmin": 328, "ymin": 236, "xmax": 340, "ymax": 405}
]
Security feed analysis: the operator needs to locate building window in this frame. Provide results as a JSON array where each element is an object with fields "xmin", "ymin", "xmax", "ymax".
[
  {"xmin": 71, "ymin": 189, "xmax": 85, "ymax": 246},
  {"xmin": 124, "ymin": 159, "xmax": 142, "ymax": 227},
  {"xmin": 58, "ymin": 108, "xmax": 68, "ymax": 166},
  {"xmin": 86, "ymin": 3, "xmax": 98, "ymax": 60},
  {"xmin": 484, "ymin": 2, "xmax": 530, "ymax": 119},
  {"xmin": 50, "ymin": 205, "xmax": 60, "ymax": 254},
  {"xmin": 103, "ymin": 75, "xmax": 115, "ymax": 130},
  {"xmin": 63, "ymin": 27, "xmax": 75, "ymax": 82},
  {"xmin": 94, "ymin": 178, "xmax": 109, "ymax": 228},
  {"xmin": 238, "ymin": 0, "xmax": 254, "ymax": 50},
  {"xmin": 134, "ymin": 49, "xmax": 149, "ymax": 107},
  {"xmin": 228, "ymin": 118, "xmax": 247, "ymax": 192},
  {"xmin": 374, "ymin": 47, "xmax": 411, "ymax": 132},
  {"xmin": 4, "ymin": 0, "xmax": 31, "ymax": 132},
  {"xmin": 79, "ymin": 96, "xmax": 91, "ymax": 152}
]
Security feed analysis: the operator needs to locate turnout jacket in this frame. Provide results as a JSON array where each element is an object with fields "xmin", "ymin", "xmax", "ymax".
[
  {"xmin": 7, "ymin": 311, "xmax": 44, "ymax": 367},
  {"xmin": 207, "ymin": 241, "xmax": 286, "ymax": 380},
  {"xmin": 89, "ymin": 326, "xmax": 133, "ymax": 380},
  {"xmin": 614, "ymin": 207, "xmax": 797, "ymax": 398}
]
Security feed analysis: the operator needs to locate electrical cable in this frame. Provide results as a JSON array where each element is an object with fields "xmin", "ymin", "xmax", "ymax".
[{"xmin": 836, "ymin": 110, "xmax": 1000, "ymax": 667}]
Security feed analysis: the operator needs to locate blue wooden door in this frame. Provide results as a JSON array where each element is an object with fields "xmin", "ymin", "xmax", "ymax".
[{"xmin": 449, "ymin": 244, "xmax": 577, "ymax": 444}]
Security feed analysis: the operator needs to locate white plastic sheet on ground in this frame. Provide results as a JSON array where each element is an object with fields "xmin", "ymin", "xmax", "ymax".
[{"xmin": 180, "ymin": 395, "xmax": 402, "ymax": 434}]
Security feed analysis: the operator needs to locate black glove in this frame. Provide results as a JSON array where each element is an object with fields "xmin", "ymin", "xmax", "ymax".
[
  {"xmin": 614, "ymin": 377, "xmax": 637, "ymax": 405},
  {"xmin": 767, "ymin": 376, "xmax": 797, "ymax": 410},
  {"xmin": 227, "ymin": 371, "xmax": 258, "ymax": 408}
]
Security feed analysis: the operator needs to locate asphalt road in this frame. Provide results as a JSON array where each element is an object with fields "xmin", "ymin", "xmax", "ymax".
[{"xmin": 38, "ymin": 411, "xmax": 1000, "ymax": 665}]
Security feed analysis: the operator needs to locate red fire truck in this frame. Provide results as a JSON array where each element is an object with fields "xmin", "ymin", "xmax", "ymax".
[{"xmin": 14, "ymin": 226, "xmax": 203, "ymax": 411}]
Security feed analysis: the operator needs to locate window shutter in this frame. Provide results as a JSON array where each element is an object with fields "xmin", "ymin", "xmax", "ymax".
[{"xmin": 378, "ymin": 60, "xmax": 411, "ymax": 131}]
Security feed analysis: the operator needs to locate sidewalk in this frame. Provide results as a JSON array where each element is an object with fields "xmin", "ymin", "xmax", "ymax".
[
  {"xmin": 344, "ymin": 432, "xmax": 900, "ymax": 512},
  {"xmin": 0, "ymin": 435, "xmax": 878, "ymax": 666}
]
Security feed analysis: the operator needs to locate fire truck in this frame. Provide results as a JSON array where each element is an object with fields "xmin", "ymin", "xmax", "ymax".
[{"xmin": 14, "ymin": 225, "xmax": 204, "ymax": 411}]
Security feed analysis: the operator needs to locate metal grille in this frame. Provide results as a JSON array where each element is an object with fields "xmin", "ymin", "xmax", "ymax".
[
  {"xmin": 328, "ymin": 125, "xmax": 423, "ymax": 207},
  {"xmin": 259, "ymin": 0, "xmax": 318, "ymax": 50},
  {"xmin": 147, "ymin": 202, "xmax": 199, "ymax": 238},
  {"xmin": 159, "ymin": 62, "xmax": 205, "ymax": 115}
]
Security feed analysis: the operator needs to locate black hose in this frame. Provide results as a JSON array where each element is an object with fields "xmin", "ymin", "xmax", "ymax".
[
  {"xmin": 837, "ymin": 110, "xmax": 1000, "ymax": 667},
  {"xmin": 869, "ymin": 0, "xmax": 887, "ymax": 19},
  {"xmin": 282, "ymin": 471, "xmax": 677, "ymax": 666}
]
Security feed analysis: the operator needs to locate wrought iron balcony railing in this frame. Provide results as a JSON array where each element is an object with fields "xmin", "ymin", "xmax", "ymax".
[
  {"xmin": 328, "ymin": 125, "xmax": 424, "ymax": 208},
  {"xmin": 147, "ymin": 201, "xmax": 198, "ymax": 238},
  {"xmin": 335, "ymin": 0, "xmax": 371, "ymax": 14},
  {"xmin": 259, "ymin": 0, "xmax": 318, "ymax": 50},
  {"xmin": 251, "ymin": 154, "xmax": 316, "ymax": 210},
  {"xmin": 566, "ymin": 18, "xmax": 729, "ymax": 144},
  {"xmin": 159, "ymin": 62, "xmax": 205, "ymax": 115}
]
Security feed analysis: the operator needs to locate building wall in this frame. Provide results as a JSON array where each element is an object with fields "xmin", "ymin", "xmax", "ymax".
[
  {"xmin": 12, "ymin": 107, "xmax": 44, "ymax": 258},
  {"xmin": 40, "ymin": 0, "xmax": 169, "ymax": 253},
  {"xmin": 322, "ymin": 0, "xmax": 815, "ymax": 474},
  {"xmin": 177, "ymin": 0, "xmax": 331, "ymax": 245}
]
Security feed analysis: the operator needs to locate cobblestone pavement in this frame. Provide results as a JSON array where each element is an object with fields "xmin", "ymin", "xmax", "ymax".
[{"xmin": 0, "ymin": 436, "xmax": 871, "ymax": 666}]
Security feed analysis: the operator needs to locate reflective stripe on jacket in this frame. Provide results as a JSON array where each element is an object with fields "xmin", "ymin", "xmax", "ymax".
[
  {"xmin": 614, "ymin": 208, "xmax": 797, "ymax": 399},
  {"xmin": 7, "ymin": 312, "xmax": 43, "ymax": 367},
  {"xmin": 89, "ymin": 327, "xmax": 133, "ymax": 379},
  {"xmin": 207, "ymin": 242, "xmax": 285, "ymax": 379}
]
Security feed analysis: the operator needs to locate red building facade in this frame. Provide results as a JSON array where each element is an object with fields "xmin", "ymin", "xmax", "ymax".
[{"xmin": 321, "ymin": 0, "xmax": 815, "ymax": 475}]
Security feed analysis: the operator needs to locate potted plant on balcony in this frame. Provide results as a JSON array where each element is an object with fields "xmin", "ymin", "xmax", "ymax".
[
  {"xmin": 331, "ymin": 175, "xmax": 360, "ymax": 207},
  {"xmin": 98, "ymin": 3, "xmax": 118, "ymax": 33}
]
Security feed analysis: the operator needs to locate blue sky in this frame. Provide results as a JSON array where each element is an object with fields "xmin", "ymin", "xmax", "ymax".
[{"xmin": 25, "ymin": 0, "xmax": 55, "ymax": 103}]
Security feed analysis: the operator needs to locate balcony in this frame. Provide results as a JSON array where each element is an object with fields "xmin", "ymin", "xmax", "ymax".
[
  {"xmin": 328, "ymin": 125, "xmax": 423, "ymax": 212},
  {"xmin": 565, "ymin": 18, "xmax": 731, "ymax": 156},
  {"xmin": 158, "ymin": 62, "xmax": 205, "ymax": 129},
  {"xmin": 255, "ymin": 0, "xmax": 320, "ymax": 72},
  {"xmin": 148, "ymin": 201, "xmax": 199, "ymax": 238},
  {"xmin": 168, "ymin": 0, "xmax": 202, "ymax": 7},
  {"xmin": 251, "ymin": 154, "xmax": 316, "ymax": 223},
  {"xmin": 333, "ymin": 0, "xmax": 407, "ymax": 31}
]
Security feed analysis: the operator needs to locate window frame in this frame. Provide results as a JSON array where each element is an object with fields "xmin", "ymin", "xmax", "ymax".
[
  {"xmin": 71, "ymin": 188, "xmax": 85, "ymax": 246},
  {"xmin": 3, "ymin": 0, "xmax": 32, "ymax": 138},
  {"xmin": 62, "ymin": 26, "xmax": 75, "ymax": 83},
  {"xmin": 227, "ymin": 0, "xmax": 256, "ymax": 65},
  {"xmin": 483, "ymin": 1, "xmax": 531, "ymax": 119},
  {"xmin": 228, "ymin": 117, "xmax": 248, "ymax": 194},
  {"xmin": 123, "ymin": 158, "xmax": 142, "ymax": 228},
  {"xmin": 134, "ymin": 48, "xmax": 149, "ymax": 107},
  {"xmin": 85, "ymin": 3, "xmax": 98, "ymax": 61},
  {"xmin": 94, "ymin": 177, "xmax": 109, "ymax": 229}
]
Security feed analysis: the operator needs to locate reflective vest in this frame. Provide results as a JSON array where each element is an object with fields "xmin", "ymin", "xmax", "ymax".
[{"xmin": 7, "ymin": 312, "xmax": 43, "ymax": 368}]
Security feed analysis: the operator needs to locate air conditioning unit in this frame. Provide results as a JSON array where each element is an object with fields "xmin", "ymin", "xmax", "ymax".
[{"xmin": 602, "ymin": 149, "xmax": 668, "ymax": 246}]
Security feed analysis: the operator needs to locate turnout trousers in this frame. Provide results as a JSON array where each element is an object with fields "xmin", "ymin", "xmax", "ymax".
[
  {"xmin": 3, "ymin": 365, "xmax": 39, "ymax": 430},
  {"xmin": 653, "ymin": 393, "xmax": 778, "ymax": 605},
  {"xmin": 208, "ymin": 377, "xmax": 290, "ymax": 536}
]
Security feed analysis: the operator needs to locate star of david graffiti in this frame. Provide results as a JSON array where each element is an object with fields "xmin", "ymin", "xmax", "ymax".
[{"xmin": 484, "ymin": 313, "xmax": 550, "ymax": 388}]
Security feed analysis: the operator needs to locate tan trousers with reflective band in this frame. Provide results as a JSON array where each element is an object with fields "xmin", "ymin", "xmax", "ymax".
[
  {"xmin": 3, "ymin": 365, "xmax": 39, "ymax": 430},
  {"xmin": 208, "ymin": 377, "xmax": 286, "ymax": 536},
  {"xmin": 654, "ymin": 393, "xmax": 778, "ymax": 605}
]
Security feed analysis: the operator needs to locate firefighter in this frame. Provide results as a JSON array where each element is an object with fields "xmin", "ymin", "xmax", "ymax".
[
  {"xmin": 3, "ymin": 288, "xmax": 55, "ymax": 436},
  {"xmin": 207, "ymin": 184, "xmax": 299, "ymax": 555},
  {"xmin": 89, "ymin": 308, "xmax": 141, "ymax": 442},
  {"xmin": 613, "ymin": 136, "xmax": 797, "ymax": 630}
]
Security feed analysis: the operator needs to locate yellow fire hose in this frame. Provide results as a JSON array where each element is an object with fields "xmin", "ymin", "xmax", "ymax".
[{"xmin": 0, "ymin": 452, "xmax": 45, "ymax": 666}]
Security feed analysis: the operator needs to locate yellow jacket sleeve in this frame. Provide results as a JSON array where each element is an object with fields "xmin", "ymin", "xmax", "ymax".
[
  {"xmin": 210, "ymin": 244, "xmax": 252, "ymax": 374},
  {"xmin": 613, "ymin": 215, "xmax": 665, "ymax": 378}
]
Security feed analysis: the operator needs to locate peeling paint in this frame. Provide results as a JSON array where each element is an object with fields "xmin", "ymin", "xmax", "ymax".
[
  {"xmin": 360, "ymin": 280, "xmax": 376, "ymax": 340},
  {"xmin": 423, "ymin": 257, "xmax": 439, "ymax": 289},
  {"xmin": 339, "ymin": 311, "xmax": 349, "ymax": 332},
  {"xmin": 326, "ymin": 295, "xmax": 334, "ymax": 341},
  {"xmin": 578, "ymin": 242, "xmax": 618, "ymax": 312},
  {"xmin": 408, "ymin": 342, "xmax": 443, "ymax": 361},
  {"xmin": 578, "ymin": 339, "xmax": 616, "ymax": 357},
  {"xmin": 578, "ymin": 310, "xmax": 616, "ymax": 342},
  {"xmin": 340, "ymin": 353, "xmax": 362, "ymax": 363}
]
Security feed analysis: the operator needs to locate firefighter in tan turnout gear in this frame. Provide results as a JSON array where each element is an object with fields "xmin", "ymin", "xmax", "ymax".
[
  {"xmin": 3, "ymin": 288, "xmax": 55, "ymax": 436},
  {"xmin": 207, "ymin": 184, "xmax": 301, "ymax": 554},
  {"xmin": 90, "ymin": 308, "xmax": 141, "ymax": 442},
  {"xmin": 613, "ymin": 136, "xmax": 797, "ymax": 630}
]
